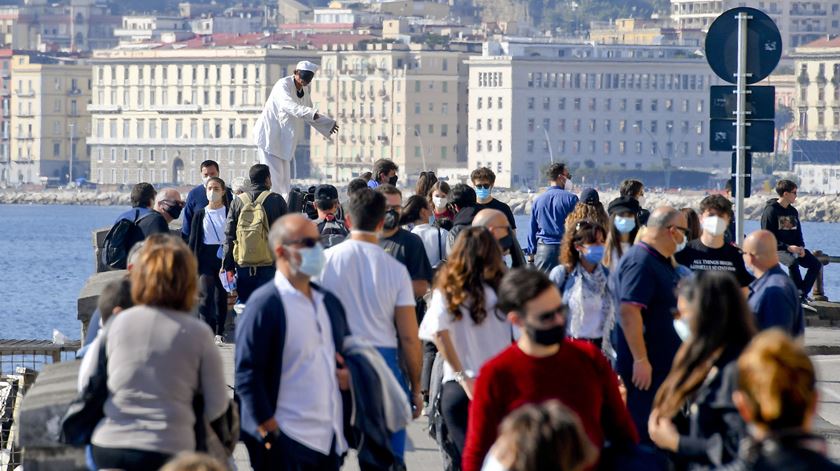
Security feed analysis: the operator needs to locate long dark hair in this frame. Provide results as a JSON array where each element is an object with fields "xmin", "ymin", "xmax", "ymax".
[
  {"xmin": 654, "ymin": 271, "xmax": 757, "ymax": 418},
  {"xmin": 435, "ymin": 227, "xmax": 505, "ymax": 324},
  {"xmin": 560, "ymin": 220, "xmax": 606, "ymax": 272},
  {"xmin": 400, "ymin": 194, "xmax": 429, "ymax": 225},
  {"xmin": 603, "ymin": 210, "xmax": 639, "ymax": 267},
  {"xmin": 415, "ymin": 171, "xmax": 438, "ymax": 200}
]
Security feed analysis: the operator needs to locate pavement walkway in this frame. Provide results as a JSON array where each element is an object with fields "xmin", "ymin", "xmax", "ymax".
[{"xmin": 220, "ymin": 328, "xmax": 840, "ymax": 470}]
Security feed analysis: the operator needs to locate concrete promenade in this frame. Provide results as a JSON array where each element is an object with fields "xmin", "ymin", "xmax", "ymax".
[{"xmin": 219, "ymin": 329, "xmax": 840, "ymax": 470}]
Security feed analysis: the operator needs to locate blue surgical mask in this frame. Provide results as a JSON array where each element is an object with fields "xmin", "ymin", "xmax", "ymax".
[
  {"xmin": 614, "ymin": 216, "xmax": 636, "ymax": 234},
  {"xmin": 475, "ymin": 188, "xmax": 491, "ymax": 200},
  {"xmin": 294, "ymin": 243, "xmax": 325, "ymax": 278},
  {"xmin": 581, "ymin": 245, "xmax": 605, "ymax": 264},
  {"xmin": 673, "ymin": 318, "xmax": 691, "ymax": 342}
]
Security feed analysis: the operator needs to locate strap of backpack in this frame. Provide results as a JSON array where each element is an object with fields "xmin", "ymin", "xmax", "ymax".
[
  {"xmin": 238, "ymin": 192, "xmax": 253, "ymax": 205},
  {"xmin": 255, "ymin": 191, "xmax": 271, "ymax": 205},
  {"xmin": 437, "ymin": 227, "xmax": 444, "ymax": 262}
]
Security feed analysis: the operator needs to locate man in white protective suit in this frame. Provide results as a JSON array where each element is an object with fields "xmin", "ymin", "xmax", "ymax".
[{"xmin": 253, "ymin": 60, "xmax": 338, "ymax": 195}]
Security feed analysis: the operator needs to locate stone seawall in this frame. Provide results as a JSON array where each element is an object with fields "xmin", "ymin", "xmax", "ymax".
[{"xmin": 2, "ymin": 188, "xmax": 840, "ymax": 223}]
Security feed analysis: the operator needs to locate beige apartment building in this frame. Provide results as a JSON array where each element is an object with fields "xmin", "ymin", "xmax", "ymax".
[
  {"xmin": 88, "ymin": 43, "xmax": 318, "ymax": 186},
  {"xmin": 309, "ymin": 42, "xmax": 471, "ymax": 181},
  {"xmin": 467, "ymin": 41, "xmax": 721, "ymax": 189},
  {"xmin": 671, "ymin": 0, "xmax": 840, "ymax": 49},
  {"xmin": 10, "ymin": 53, "xmax": 91, "ymax": 185},
  {"xmin": 791, "ymin": 36, "xmax": 840, "ymax": 140}
]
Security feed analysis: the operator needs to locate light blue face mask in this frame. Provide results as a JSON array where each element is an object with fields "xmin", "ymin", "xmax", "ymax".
[
  {"xmin": 614, "ymin": 216, "xmax": 636, "ymax": 234},
  {"xmin": 673, "ymin": 318, "xmax": 691, "ymax": 342},
  {"xmin": 294, "ymin": 243, "xmax": 325, "ymax": 278},
  {"xmin": 581, "ymin": 245, "xmax": 605, "ymax": 264},
  {"xmin": 475, "ymin": 187, "xmax": 491, "ymax": 200}
]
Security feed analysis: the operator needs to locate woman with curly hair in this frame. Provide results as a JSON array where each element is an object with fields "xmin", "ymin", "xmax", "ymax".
[
  {"xmin": 563, "ymin": 188, "xmax": 610, "ymax": 236},
  {"xmin": 549, "ymin": 220, "xmax": 614, "ymax": 351},
  {"xmin": 419, "ymin": 227, "xmax": 512, "ymax": 463}
]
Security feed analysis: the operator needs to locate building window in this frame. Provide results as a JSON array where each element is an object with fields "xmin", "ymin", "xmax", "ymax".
[
  {"xmin": 527, "ymin": 97, "xmax": 534, "ymax": 110},
  {"xmin": 527, "ymin": 140, "xmax": 534, "ymax": 153},
  {"xmin": 123, "ymin": 148, "xmax": 129, "ymax": 162},
  {"xmin": 476, "ymin": 140, "xmax": 482, "ymax": 152}
]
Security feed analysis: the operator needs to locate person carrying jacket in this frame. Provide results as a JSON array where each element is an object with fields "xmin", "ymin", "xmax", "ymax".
[
  {"xmin": 235, "ymin": 214, "xmax": 350, "ymax": 471},
  {"xmin": 222, "ymin": 164, "xmax": 288, "ymax": 303}
]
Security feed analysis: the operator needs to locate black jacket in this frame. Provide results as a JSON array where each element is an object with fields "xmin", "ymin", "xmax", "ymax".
[
  {"xmin": 760, "ymin": 199, "xmax": 804, "ymax": 251},
  {"xmin": 222, "ymin": 183, "xmax": 288, "ymax": 271},
  {"xmin": 136, "ymin": 209, "xmax": 170, "ymax": 238},
  {"xmin": 447, "ymin": 206, "xmax": 480, "ymax": 248},
  {"xmin": 716, "ymin": 432, "xmax": 840, "ymax": 471},
  {"xmin": 672, "ymin": 347, "xmax": 747, "ymax": 470}
]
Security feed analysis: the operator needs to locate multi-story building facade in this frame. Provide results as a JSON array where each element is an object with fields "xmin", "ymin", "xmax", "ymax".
[
  {"xmin": 0, "ymin": 0, "xmax": 118, "ymax": 52},
  {"xmin": 9, "ymin": 53, "xmax": 91, "ymax": 185},
  {"xmin": 467, "ymin": 41, "xmax": 720, "ymax": 189},
  {"xmin": 88, "ymin": 41, "xmax": 319, "ymax": 186},
  {"xmin": 791, "ymin": 36, "xmax": 840, "ymax": 140},
  {"xmin": 672, "ymin": 0, "xmax": 840, "ymax": 49},
  {"xmin": 0, "ymin": 49, "xmax": 11, "ymax": 184},
  {"xmin": 308, "ymin": 42, "xmax": 471, "ymax": 181}
]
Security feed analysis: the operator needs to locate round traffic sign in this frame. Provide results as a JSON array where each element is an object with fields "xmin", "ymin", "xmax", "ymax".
[{"xmin": 705, "ymin": 7, "xmax": 782, "ymax": 84}]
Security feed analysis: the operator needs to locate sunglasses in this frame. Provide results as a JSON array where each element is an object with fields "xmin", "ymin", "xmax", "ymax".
[
  {"xmin": 533, "ymin": 304, "xmax": 568, "ymax": 324},
  {"xmin": 283, "ymin": 237, "xmax": 319, "ymax": 248},
  {"xmin": 475, "ymin": 184, "xmax": 491, "ymax": 190}
]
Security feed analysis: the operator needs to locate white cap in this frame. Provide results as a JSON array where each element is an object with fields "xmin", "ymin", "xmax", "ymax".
[{"xmin": 295, "ymin": 60, "xmax": 319, "ymax": 73}]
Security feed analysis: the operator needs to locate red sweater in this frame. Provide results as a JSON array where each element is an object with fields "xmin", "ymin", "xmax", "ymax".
[{"xmin": 462, "ymin": 341, "xmax": 639, "ymax": 471}]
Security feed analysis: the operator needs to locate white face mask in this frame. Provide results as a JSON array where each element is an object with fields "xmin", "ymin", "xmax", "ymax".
[
  {"xmin": 206, "ymin": 189, "xmax": 223, "ymax": 203},
  {"xmin": 702, "ymin": 215, "xmax": 727, "ymax": 237},
  {"xmin": 673, "ymin": 318, "xmax": 691, "ymax": 342},
  {"xmin": 432, "ymin": 196, "xmax": 447, "ymax": 210},
  {"xmin": 202, "ymin": 175, "xmax": 211, "ymax": 185}
]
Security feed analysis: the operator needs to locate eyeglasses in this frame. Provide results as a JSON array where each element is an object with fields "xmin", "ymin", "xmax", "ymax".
[
  {"xmin": 532, "ymin": 304, "xmax": 568, "ymax": 324},
  {"xmin": 475, "ymin": 184, "xmax": 491, "ymax": 190},
  {"xmin": 669, "ymin": 225, "xmax": 690, "ymax": 238},
  {"xmin": 283, "ymin": 237, "xmax": 319, "ymax": 248}
]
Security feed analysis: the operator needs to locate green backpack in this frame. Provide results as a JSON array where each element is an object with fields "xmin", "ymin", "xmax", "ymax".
[{"xmin": 233, "ymin": 191, "xmax": 274, "ymax": 267}]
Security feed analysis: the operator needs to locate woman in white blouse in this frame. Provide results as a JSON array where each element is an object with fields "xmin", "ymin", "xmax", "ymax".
[
  {"xmin": 420, "ymin": 227, "xmax": 512, "ymax": 463},
  {"xmin": 188, "ymin": 176, "xmax": 229, "ymax": 343}
]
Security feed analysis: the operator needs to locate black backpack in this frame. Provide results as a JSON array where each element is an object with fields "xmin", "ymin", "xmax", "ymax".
[
  {"xmin": 316, "ymin": 217, "xmax": 349, "ymax": 249},
  {"xmin": 101, "ymin": 210, "xmax": 153, "ymax": 270}
]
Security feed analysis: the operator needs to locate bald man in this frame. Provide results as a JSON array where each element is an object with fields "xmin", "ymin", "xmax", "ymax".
[
  {"xmin": 154, "ymin": 188, "xmax": 185, "ymax": 225},
  {"xmin": 613, "ymin": 206, "xmax": 687, "ymax": 442},
  {"xmin": 473, "ymin": 208, "xmax": 527, "ymax": 268},
  {"xmin": 743, "ymin": 230, "xmax": 804, "ymax": 336},
  {"xmin": 236, "ymin": 213, "xmax": 351, "ymax": 471}
]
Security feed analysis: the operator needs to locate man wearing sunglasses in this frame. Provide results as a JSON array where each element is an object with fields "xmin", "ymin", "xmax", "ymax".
[
  {"xmin": 462, "ymin": 268, "xmax": 638, "ymax": 471},
  {"xmin": 254, "ymin": 60, "xmax": 339, "ymax": 196},
  {"xmin": 613, "ymin": 206, "xmax": 687, "ymax": 443}
]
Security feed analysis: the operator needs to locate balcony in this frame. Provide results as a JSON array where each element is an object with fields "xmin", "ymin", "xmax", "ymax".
[
  {"xmin": 15, "ymin": 90, "xmax": 34, "ymax": 98},
  {"xmin": 18, "ymin": 112, "xmax": 34, "ymax": 118},
  {"xmin": 0, "ymin": 89, "xmax": 8, "ymax": 97},
  {"xmin": 87, "ymin": 104, "xmax": 122, "ymax": 114},
  {"xmin": 798, "ymin": 74, "xmax": 810, "ymax": 85},
  {"xmin": 67, "ymin": 88, "xmax": 83, "ymax": 96},
  {"xmin": 18, "ymin": 134, "xmax": 34, "ymax": 140},
  {"xmin": 149, "ymin": 104, "xmax": 202, "ymax": 114}
]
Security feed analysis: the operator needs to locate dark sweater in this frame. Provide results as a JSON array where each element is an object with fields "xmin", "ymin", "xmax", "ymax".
[
  {"xmin": 760, "ymin": 199, "xmax": 804, "ymax": 251},
  {"xmin": 462, "ymin": 341, "xmax": 639, "ymax": 471},
  {"xmin": 716, "ymin": 432, "xmax": 840, "ymax": 471}
]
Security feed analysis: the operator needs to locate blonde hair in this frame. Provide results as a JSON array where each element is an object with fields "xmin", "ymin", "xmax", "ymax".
[
  {"xmin": 737, "ymin": 329, "xmax": 816, "ymax": 430},
  {"xmin": 130, "ymin": 234, "xmax": 198, "ymax": 312},
  {"xmin": 160, "ymin": 452, "xmax": 226, "ymax": 471}
]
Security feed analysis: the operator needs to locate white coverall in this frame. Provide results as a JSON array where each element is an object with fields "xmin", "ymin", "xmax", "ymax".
[{"xmin": 253, "ymin": 75, "xmax": 334, "ymax": 195}]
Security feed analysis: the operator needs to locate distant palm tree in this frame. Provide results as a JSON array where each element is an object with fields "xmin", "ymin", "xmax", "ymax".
[{"xmin": 774, "ymin": 104, "xmax": 794, "ymax": 169}]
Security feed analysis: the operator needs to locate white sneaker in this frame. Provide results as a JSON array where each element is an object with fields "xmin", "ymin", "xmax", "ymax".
[
  {"xmin": 802, "ymin": 303, "xmax": 818, "ymax": 313},
  {"xmin": 214, "ymin": 335, "xmax": 225, "ymax": 346}
]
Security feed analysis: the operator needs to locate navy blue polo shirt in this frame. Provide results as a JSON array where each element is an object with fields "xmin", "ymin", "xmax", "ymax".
[
  {"xmin": 748, "ymin": 264, "xmax": 804, "ymax": 336},
  {"xmin": 613, "ymin": 242, "xmax": 682, "ymax": 379}
]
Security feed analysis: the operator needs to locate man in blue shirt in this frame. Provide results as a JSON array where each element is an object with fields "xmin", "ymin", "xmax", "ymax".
[
  {"xmin": 613, "ymin": 206, "xmax": 687, "ymax": 442},
  {"xmin": 743, "ymin": 230, "xmax": 804, "ymax": 336},
  {"xmin": 527, "ymin": 162, "xmax": 578, "ymax": 273},
  {"xmin": 181, "ymin": 160, "xmax": 233, "ymax": 241}
]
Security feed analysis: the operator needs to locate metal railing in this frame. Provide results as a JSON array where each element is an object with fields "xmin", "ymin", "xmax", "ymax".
[
  {"xmin": 811, "ymin": 251, "xmax": 840, "ymax": 302},
  {"xmin": 0, "ymin": 340, "xmax": 80, "ymax": 376}
]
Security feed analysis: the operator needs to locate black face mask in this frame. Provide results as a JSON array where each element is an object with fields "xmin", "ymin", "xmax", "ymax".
[
  {"xmin": 388, "ymin": 175, "xmax": 399, "ymax": 186},
  {"xmin": 524, "ymin": 323, "xmax": 566, "ymax": 346},
  {"xmin": 499, "ymin": 234, "xmax": 514, "ymax": 251},
  {"xmin": 383, "ymin": 209, "xmax": 400, "ymax": 231},
  {"xmin": 165, "ymin": 203, "xmax": 183, "ymax": 220}
]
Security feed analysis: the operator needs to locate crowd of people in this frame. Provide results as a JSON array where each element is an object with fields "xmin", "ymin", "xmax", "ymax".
[{"xmin": 75, "ymin": 156, "xmax": 836, "ymax": 471}]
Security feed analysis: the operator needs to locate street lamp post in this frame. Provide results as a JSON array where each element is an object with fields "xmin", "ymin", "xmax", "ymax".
[
  {"xmin": 537, "ymin": 125, "xmax": 554, "ymax": 163},
  {"xmin": 414, "ymin": 128, "xmax": 428, "ymax": 173}
]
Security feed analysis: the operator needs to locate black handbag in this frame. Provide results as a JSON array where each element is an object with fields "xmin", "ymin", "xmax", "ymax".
[{"xmin": 59, "ymin": 336, "xmax": 109, "ymax": 446}]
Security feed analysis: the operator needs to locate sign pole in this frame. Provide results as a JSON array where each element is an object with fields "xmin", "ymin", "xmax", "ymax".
[{"xmin": 734, "ymin": 11, "xmax": 749, "ymax": 247}]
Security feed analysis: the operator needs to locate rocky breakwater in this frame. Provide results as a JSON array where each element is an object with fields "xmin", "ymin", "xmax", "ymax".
[
  {"xmin": 0, "ymin": 189, "xmax": 130, "ymax": 206},
  {"xmin": 496, "ymin": 189, "xmax": 840, "ymax": 223}
]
